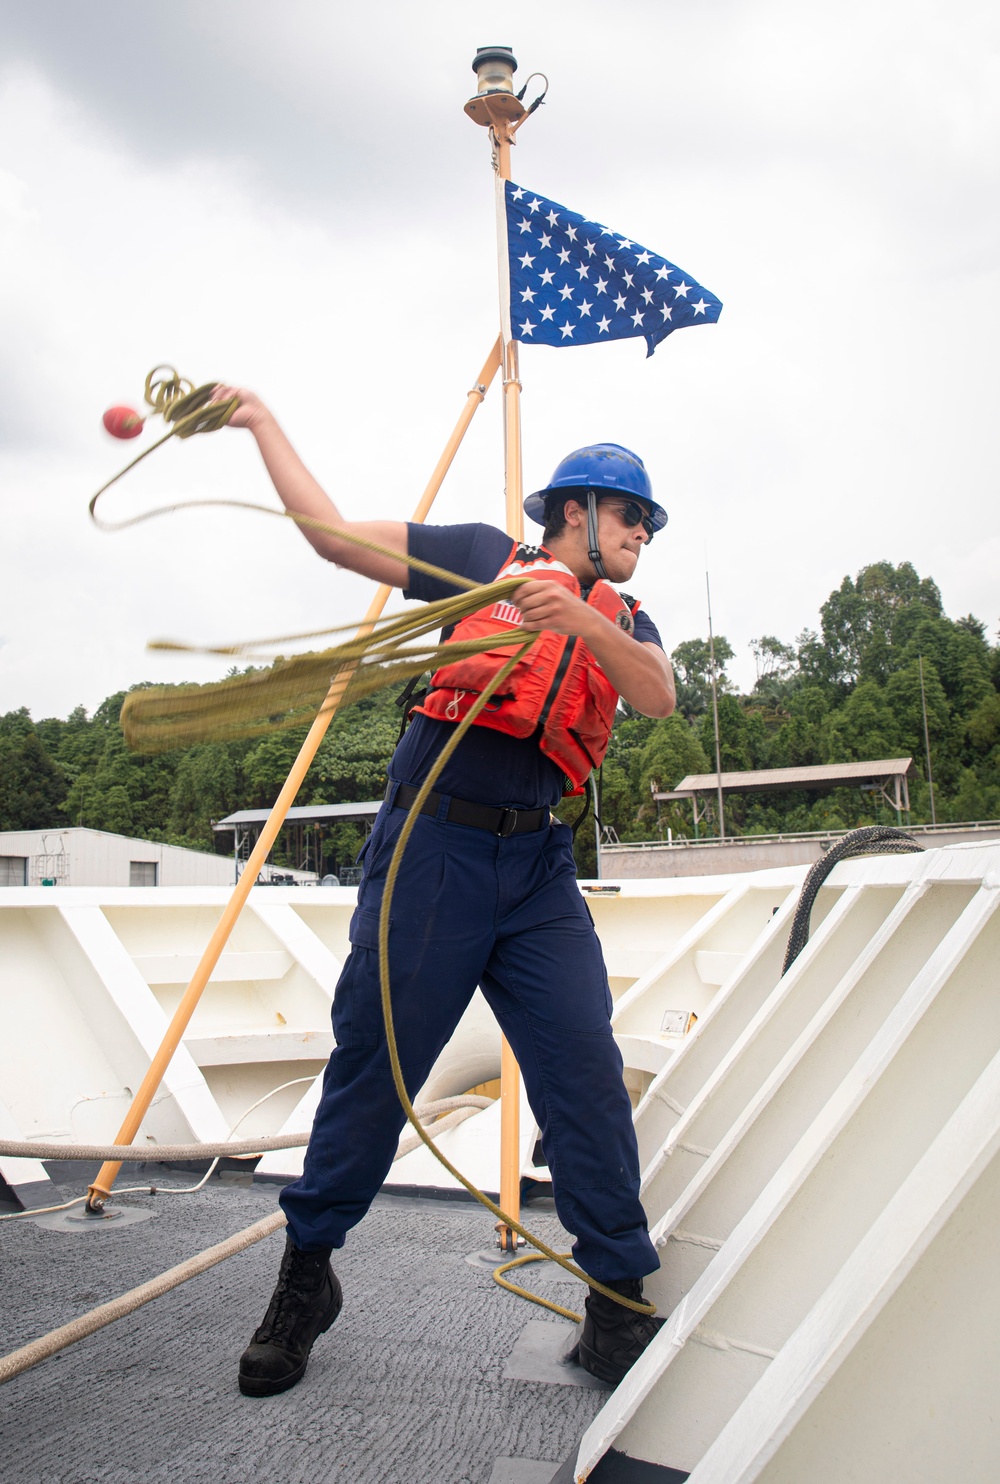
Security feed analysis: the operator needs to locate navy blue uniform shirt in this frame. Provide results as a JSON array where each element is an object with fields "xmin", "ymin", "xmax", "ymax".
[{"xmin": 393, "ymin": 521, "xmax": 663, "ymax": 810}]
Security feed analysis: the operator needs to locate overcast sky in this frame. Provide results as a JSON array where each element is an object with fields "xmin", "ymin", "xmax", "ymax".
[{"xmin": 1, "ymin": 0, "xmax": 997, "ymax": 720}]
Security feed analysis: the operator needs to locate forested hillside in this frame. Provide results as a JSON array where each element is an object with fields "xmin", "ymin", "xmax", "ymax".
[{"xmin": 2, "ymin": 562, "xmax": 998, "ymax": 877}]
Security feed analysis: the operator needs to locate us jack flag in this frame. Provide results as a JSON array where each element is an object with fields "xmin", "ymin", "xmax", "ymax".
[{"xmin": 501, "ymin": 182, "xmax": 722, "ymax": 357}]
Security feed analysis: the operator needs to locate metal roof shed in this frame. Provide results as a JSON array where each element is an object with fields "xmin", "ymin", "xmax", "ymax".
[
  {"xmin": 213, "ymin": 801, "xmax": 383, "ymax": 883},
  {"xmin": 654, "ymin": 758, "xmax": 917, "ymax": 833}
]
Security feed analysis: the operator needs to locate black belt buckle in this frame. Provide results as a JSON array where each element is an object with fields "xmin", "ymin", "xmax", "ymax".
[{"xmin": 497, "ymin": 807, "xmax": 518, "ymax": 838}]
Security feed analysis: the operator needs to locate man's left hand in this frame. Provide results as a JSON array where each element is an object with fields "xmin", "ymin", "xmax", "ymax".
[{"xmin": 513, "ymin": 580, "xmax": 594, "ymax": 638}]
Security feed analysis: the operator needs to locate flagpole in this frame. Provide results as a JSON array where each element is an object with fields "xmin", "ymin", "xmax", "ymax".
[
  {"xmin": 494, "ymin": 169, "xmax": 523, "ymax": 540},
  {"xmin": 465, "ymin": 45, "xmax": 531, "ymax": 1252},
  {"xmin": 496, "ymin": 156, "xmax": 525, "ymax": 1251}
]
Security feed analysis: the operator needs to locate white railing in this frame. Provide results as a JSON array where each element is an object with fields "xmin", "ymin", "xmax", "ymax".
[{"xmin": 602, "ymin": 820, "xmax": 1000, "ymax": 852}]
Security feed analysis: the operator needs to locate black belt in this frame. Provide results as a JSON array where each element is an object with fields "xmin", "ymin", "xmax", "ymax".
[{"xmin": 389, "ymin": 783, "xmax": 549, "ymax": 838}]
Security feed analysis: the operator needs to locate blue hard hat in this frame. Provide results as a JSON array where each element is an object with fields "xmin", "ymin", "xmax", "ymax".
[{"xmin": 524, "ymin": 443, "xmax": 667, "ymax": 531}]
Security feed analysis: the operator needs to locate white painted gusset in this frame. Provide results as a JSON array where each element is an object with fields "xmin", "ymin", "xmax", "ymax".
[
  {"xmin": 249, "ymin": 901, "xmax": 341, "ymax": 1001},
  {"xmin": 631, "ymin": 846, "xmax": 995, "ymax": 1173},
  {"xmin": 0, "ymin": 906, "xmax": 138, "ymax": 1152},
  {"xmin": 132, "ymin": 950, "xmax": 293, "ymax": 984},
  {"xmin": 279, "ymin": 893, "xmax": 357, "ymax": 976},
  {"xmin": 583, "ymin": 879, "xmax": 729, "ymax": 996},
  {"xmin": 569, "ymin": 881, "xmax": 1000, "ymax": 1479},
  {"xmin": 640, "ymin": 881, "xmax": 915, "ymax": 1243},
  {"xmin": 184, "ymin": 1029, "xmax": 335, "ymax": 1067},
  {"xmin": 610, "ymin": 881, "xmax": 756, "ymax": 1037},
  {"xmin": 607, "ymin": 880, "xmax": 798, "ymax": 1124},
  {"xmin": 239, "ymin": 904, "xmax": 340, "ymax": 1179},
  {"xmin": 633, "ymin": 883, "xmax": 860, "ymax": 1176},
  {"xmin": 0, "ymin": 903, "xmax": 224, "ymax": 1149},
  {"xmin": 648, "ymin": 877, "xmax": 977, "ymax": 1311},
  {"xmin": 692, "ymin": 950, "xmax": 745, "ymax": 986},
  {"xmin": 602, "ymin": 881, "xmax": 790, "ymax": 1112},
  {"xmin": 0, "ymin": 1094, "xmax": 51, "ymax": 1206},
  {"xmin": 57, "ymin": 905, "xmax": 230, "ymax": 1143},
  {"xmin": 688, "ymin": 1034, "xmax": 1000, "ymax": 1484}
]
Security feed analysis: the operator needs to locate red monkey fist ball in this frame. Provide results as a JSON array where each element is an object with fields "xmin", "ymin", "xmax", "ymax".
[{"xmin": 102, "ymin": 405, "xmax": 144, "ymax": 439}]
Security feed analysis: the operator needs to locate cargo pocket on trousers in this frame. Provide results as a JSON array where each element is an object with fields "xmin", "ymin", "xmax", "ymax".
[{"xmin": 331, "ymin": 908, "xmax": 385, "ymax": 1048}]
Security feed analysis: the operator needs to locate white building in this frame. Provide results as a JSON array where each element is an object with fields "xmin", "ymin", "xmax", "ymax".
[{"xmin": 0, "ymin": 827, "xmax": 245, "ymax": 888}]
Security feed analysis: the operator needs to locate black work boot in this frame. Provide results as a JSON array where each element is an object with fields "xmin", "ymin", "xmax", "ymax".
[
  {"xmin": 578, "ymin": 1277, "xmax": 665, "ymax": 1387},
  {"xmin": 238, "ymin": 1236, "xmax": 343, "ymax": 1397}
]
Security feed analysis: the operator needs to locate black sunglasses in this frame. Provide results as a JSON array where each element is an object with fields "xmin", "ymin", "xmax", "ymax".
[{"xmin": 596, "ymin": 495, "xmax": 656, "ymax": 542}]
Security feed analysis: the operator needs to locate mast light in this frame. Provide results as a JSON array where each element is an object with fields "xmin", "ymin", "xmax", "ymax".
[{"xmin": 465, "ymin": 45, "xmax": 525, "ymax": 130}]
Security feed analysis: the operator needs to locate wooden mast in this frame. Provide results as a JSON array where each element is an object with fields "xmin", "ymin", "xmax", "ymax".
[{"xmin": 465, "ymin": 45, "xmax": 530, "ymax": 1251}]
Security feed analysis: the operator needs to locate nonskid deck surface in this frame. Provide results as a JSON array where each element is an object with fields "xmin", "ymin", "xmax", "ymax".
[{"xmin": 1, "ymin": 1176, "xmax": 599, "ymax": 1484}]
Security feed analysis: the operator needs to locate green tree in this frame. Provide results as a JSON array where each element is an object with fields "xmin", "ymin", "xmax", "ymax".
[
  {"xmin": 699, "ymin": 694, "xmax": 753, "ymax": 773},
  {"xmin": 770, "ymin": 686, "xmax": 830, "ymax": 768},
  {"xmin": 634, "ymin": 714, "xmax": 711, "ymax": 838},
  {"xmin": 0, "ymin": 725, "xmax": 68, "ymax": 830},
  {"xmin": 670, "ymin": 636, "xmax": 734, "ymax": 718},
  {"xmin": 967, "ymin": 693, "xmax": 1000, "ymax": 757},
  {"xmin": 818, "ymin": 561, "xmax": 943, "ymax": 687},
  {"xmin": 97, "ymin": 783, "xmax": 135, "ymax": 835},
  {"xmin": 313, "ymin": 694, "xmax": 399, "ymax": 804},
  {"xmin": 749, "ymin": 635, "xmax": 798, "ymax": 705},
  {"xmin": 61, "ymin": 695, "xmax": 179, "ymax": 840},
  {"xmin": 242, "ymin": 729, "xmax": 309, "ymax": 808},
  {"xmin": 169, "ymin": 744, "xmax": 241, "ymax": 848},
  {"xmin": 822, "ymin": 680, "xmax": 899, "ymax": 762},
  {"xmin": 638, "ymin": 714, "xmax": 711, "ymax": 795}
]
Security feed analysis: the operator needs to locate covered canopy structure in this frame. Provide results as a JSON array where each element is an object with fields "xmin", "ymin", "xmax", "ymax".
[
  {"xmin": 654, "ymin": 758, "xmax": 917, "ymax": 835},
  {"xmin": 213, "ymin": 801, "xmax": 383, "ymax": 883}
]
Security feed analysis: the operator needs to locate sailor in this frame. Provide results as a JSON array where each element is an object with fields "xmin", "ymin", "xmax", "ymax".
[{"xmin": 214, "ymin": 388, "xmax": 676, "ymax": 1395}]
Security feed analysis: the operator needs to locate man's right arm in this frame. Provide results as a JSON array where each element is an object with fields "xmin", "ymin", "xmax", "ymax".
[{"xmin": 214, "ymin": 387, "xmax": 410, "ymax": 589}]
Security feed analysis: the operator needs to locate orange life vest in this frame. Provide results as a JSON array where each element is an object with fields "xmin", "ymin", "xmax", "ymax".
[{"xmin": 414, "ymin": 541, "xmax": 642, "ymax": 793}]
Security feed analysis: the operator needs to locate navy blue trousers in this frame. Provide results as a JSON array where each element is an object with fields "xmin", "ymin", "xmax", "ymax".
[{"xmin": 280, "ymin": 787, "xmax": 658, "ymax": 1282}]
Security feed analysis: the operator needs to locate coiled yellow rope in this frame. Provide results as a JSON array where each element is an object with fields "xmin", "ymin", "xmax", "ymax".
[
  {"xmin": 88, "ymin": 366, "xmax": 241, "ymax": 515},
  {"xmin": 119, "ymin": 574, "xmax": 537, "ymax": 753}
]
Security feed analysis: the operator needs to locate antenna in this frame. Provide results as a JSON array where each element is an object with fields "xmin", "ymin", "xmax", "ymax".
[
  {"xmin": 918, "ymin": 654, "xmax": 937, "ymax": 826},
  {"xmin": 706, "ymin": 568, "xmax": 726, "ymax": 840}
]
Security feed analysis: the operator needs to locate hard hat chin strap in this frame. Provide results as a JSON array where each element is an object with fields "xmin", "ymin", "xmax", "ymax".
[{"xmin": 586, "ymin": 490, "xmax": 609, "ymax": 581}]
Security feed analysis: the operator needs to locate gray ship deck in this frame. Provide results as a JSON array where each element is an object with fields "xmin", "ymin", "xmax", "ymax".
[{"xmin": 2, "ymin": 1171, "xmax": 606, "ymax": 1484}]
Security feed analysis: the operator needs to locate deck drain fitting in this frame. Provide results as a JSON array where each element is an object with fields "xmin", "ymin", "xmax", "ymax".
[{"xmin": 30, "ymin": 1206, "xmax": 156, "ymax": 1235}]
